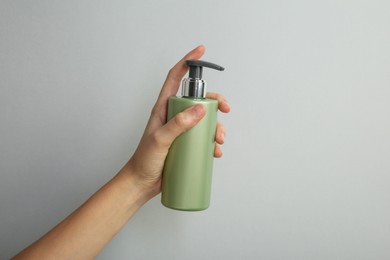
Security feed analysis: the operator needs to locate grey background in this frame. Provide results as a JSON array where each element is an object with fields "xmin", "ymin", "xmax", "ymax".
[{"xmin": 1, "ymin": 0, "xmax": 389, "ymax": 259}]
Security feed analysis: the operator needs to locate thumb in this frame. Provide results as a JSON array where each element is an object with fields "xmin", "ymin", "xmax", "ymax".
[{"xmin": 155, "ymin": 104, "xmax": 206, "ymax": 148}]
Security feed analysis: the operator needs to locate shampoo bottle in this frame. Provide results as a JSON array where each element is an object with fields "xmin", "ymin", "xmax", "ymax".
[{"xmin": 161, "ymin": 59, "xmax": 224, "ymax": 211}]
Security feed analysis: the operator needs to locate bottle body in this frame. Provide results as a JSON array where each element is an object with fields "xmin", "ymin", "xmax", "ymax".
[{"xmin": 161, "ymin": 96, "xmax": 218, "ymax": 211}]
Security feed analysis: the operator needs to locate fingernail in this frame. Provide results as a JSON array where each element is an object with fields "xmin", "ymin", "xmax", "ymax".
[{"xmin": 193, "ymin": 104, "xmax": 205, "ymax": 119}]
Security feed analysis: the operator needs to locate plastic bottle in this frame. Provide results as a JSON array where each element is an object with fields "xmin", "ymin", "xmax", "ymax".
[{"xmin": 161, "ymin": 59, "xmax": 224, "ymax": 211}]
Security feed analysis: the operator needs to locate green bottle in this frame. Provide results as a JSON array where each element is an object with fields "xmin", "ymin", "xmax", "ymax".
[{"xmin": 162, "ymin": 60, "xmax": 224, "ymax": 211}]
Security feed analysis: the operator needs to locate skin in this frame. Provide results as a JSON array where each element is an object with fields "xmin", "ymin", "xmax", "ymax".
[{"xmin": 13, "ymin": 45, "xmax": 230, "ymax": 259}]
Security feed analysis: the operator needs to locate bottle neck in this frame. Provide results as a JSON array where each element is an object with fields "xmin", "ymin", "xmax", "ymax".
[{"xmin": 181, "ymin": 78, "xmax": 207, "ymax": 99}]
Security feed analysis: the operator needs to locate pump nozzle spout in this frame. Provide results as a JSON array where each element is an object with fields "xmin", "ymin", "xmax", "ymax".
[{"xmin": 186, "ymin": 60, "xmax": 224, "ymax": 79}]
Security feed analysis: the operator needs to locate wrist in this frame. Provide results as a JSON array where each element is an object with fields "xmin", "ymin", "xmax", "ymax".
[{"xmin": 116, "ymin": 164, "xmax": 160, "ymax": 205}]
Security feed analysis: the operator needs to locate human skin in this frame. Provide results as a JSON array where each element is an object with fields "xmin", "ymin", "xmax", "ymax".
[{"xmin": 13, "ymin": 45, "xmax": 230, "ymax": 259}]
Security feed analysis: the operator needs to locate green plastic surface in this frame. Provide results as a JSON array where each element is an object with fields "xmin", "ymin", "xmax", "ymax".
[{"xmin": 161, "ymin": 97, "xmax": 218, "ymax": 211}]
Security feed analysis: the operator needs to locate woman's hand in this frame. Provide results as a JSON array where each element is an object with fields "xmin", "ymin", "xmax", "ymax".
[
  {"xmin": 122, "ymin": 45, "xmax": 230, "ymax": 197},
  {"xmin": 12, "ymin": 46, "xmax": 230, "ymax": 259}
]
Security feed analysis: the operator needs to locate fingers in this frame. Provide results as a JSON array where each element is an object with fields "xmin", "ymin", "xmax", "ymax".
[
  {"xmin": 215, "ymin": 121, "xmax": 226, "ymax": 145},
  {"xmin": 153, "ymin": 104, "xmax": 206, "ymax": 148},
  {"xmin": 155, "ymin": 45, "xmax": 206, "ymax": 108},
  {"xmin": 206, "ymin": 92, "xmax": 230, "ymax": 113},
  {"xmin": 154, "ymin": 105, "xmax": 227, "ymax": 158},
  {"xmin": 214, "ymin": 144, "xmax": 223, "ymax": 158}
]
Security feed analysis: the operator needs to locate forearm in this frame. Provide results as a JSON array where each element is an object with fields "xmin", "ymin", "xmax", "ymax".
[
  {"xmin": 12, "ymin": 46, "xmax": 228, "ymax": 259},
  {"xmin": 13, "ymin": 168, "xmax": 155, "ymax": 259}
]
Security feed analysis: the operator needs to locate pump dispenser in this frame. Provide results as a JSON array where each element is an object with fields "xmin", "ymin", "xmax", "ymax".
[
  {"xmin": 162, "ymin": 60, "xmax": 224, "ymax": 211},
  {"xmin": 182, "ymin": 60, "xmax": 224, "ymax": 98}
]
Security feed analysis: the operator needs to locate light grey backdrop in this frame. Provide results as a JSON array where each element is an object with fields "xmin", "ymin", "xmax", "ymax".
[{"xmin": 1, "ymin": 0, "xmax": 389, "ymax": 259}]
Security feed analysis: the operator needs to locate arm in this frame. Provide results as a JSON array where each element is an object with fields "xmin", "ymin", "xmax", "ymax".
[
  {"xmin": 13, "ymin": 45, "xmax": 230, "ymax": 259},
  {"xmin": 12, "ymin": 170, "xmax": 153, "ymax": 259}
]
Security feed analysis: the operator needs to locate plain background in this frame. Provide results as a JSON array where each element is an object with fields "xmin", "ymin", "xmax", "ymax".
[{"xmin": 1, "ymin": 0, "xmax": 389, "ymax": 259}]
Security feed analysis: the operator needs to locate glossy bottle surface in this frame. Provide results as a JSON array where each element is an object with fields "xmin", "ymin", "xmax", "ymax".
[{"xmin": 161, "ymin": 96, "xmax": 218, "ymax": 211}]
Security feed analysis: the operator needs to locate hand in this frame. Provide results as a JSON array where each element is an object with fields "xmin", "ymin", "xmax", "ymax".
[
  {"xmin": 122, "ymin": 45, "xmax": 230, "ymax": 197},
  {"xmin": 12, "ymin": 46, "xmax": 229, "ymax": 259}
]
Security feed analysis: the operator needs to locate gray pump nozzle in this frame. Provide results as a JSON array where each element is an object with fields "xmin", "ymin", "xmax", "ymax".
[
  {"xmin": 182, "ymin": 60, "xmax": 225, "ymax": 99},
  {"xmin": 186, "ymin": 60, "xmax": 225, "ymax": 79}
]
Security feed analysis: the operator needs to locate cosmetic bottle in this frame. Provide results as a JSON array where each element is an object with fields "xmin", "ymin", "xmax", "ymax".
[{"xmin": 161, "ymin": 60, "xmax": 224, "ymax": 211}]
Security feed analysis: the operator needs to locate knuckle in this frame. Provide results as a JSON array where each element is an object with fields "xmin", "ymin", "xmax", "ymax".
[
  {"xmin": 174, "ymin": 112, "xmax": 187, "ymax": 128},
  {"xmin": 218, "ymin": 94, "xmax": 226, "ymax": 102},
  {"xmin": 150, "ymin": 106, "xmax": 158, "ymax": 116},
  {"xmin": 149, "ymin": 130, "xmax": 160, "ymax": 144},
  {"xmin": 150, "ymin": 105, "xmax": 165, "ymax": 121},
  {"xmin": 151, "ymin": 105, "xmax": 160, "ymax": 117},
  {"xmin": 221, "ymin": 124, "xmax": 226, "ymax": 133},
  {"xmin": 167, "ymin": 68, "xmax": 177, "ymax": 81},
  {"xmin": 217, "ymin": 122, "xmax": 225, "ymax": 131},
  {"xmin": 167, "ymin": 68, "xmax": 174, "ymax": 77},
  {"xmin": 150, "ymin": 130, "xmax": 167, "ymax": 147}
]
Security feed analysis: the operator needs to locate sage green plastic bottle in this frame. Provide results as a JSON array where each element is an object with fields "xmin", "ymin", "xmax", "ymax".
[{"xmin": 161, "ymin": 60, "xmax": 224, "ymax": 211}]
